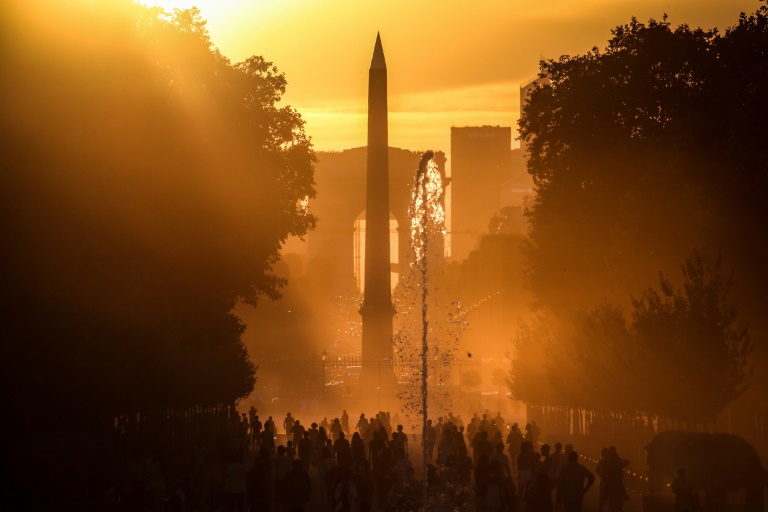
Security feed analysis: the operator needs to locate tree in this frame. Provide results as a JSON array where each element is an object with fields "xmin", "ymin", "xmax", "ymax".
[
  {"xmin": 632, "ymin": 252, "xmax": 752, "ymax": 423},
  {"xmin": 508, "ymin": 251, "xmax": 751, "ymax": 424},
  {"xmin": 519, "ymin": 7, "xmax": 768, "ymax": 317},
  {"xmin": 0, "ymin": 1, "xmax": 315, "ymax": 425},
  {"xmin": 518, "ymin": 4, "xmax": 768, "ymax": 406}
]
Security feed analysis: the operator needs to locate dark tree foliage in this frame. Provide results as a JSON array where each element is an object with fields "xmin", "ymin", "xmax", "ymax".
[
  {"xmin": 519, "ymin": 6, "xmax": 768, "ymax": 319},
  {"xmin": 517, "ymin": 5, "xmax": 768, "ymax": 410},
  {"xmin": 510, "ymin": 251, "xmax": 751, "ymax": 423},
  {"xmin": 632, "ymin": 252, "xmax": 752, "ymax": 422},
  {"xmin": 0, "ymin": 0, "xmax": 315, "ymax": 426}
]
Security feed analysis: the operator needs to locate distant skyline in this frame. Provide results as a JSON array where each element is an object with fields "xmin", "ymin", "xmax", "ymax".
[{"xmin": 143, "ymin": 0, "xmax": 759, "ymax": 155}]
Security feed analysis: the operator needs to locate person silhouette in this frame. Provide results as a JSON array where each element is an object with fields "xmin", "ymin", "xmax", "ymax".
[
  {"xmin": 356, "ymin": 413, "xmax": 368, "ymax": 436},
  {"xmin": 507, "ymin": 423, "xmax": 523, "ymax": 471},
  {"xmin": 291, "ymin": 419, "xmax": 305, "ymax": 446},
  {"xmin": 246, "ymin": 447, "xmax": 272, "ymax": 512},
  {"xmin": 490, "ymin": 442, "xmax": 512, "ymax": 479},
  {"xmin": 283, "ymin": 412, "xmax": 294, "ymax": 437},
  {"xmin": 281, "ymin": 460, "xmax": 311, "ymax": 511},
  {"xmin": 423, "ymin": 419, "xmax": 437, "ymax": 463},
  {"xmin": 298, "ymin": 431, "xmax": 313, "ymax": 471},
  {"xmin": 341, "ymin": 410, "xmax": 350, "ymax": 434},
  {"xmin": 557, "ymin": 451, "xmax": 595, "ymax": 512},
  {"xmin": 334, "ymin": 431, "xmax": 352, "ymax": 468}
]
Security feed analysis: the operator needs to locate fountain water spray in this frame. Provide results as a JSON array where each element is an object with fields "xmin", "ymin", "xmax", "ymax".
[
  {"xmin": 395, "ymin": 150, "xmax": 462, "ymax": 509},
  {"xmin": 415, "ymin": 151, "xmax": 434, "ymax": 510}
]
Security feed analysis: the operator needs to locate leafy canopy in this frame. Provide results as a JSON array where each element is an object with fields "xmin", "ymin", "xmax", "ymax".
[{"xmin": 1, "ymin": 0, "xmax": 316, "ymax": 420}]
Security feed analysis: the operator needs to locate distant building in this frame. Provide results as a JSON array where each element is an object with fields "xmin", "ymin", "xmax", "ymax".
[
  {"xmin": 451, "ymin": 126, "xmax": 525, "ymax": 261},
  {"xmin": 305, "ymin": 147, "xmax": 447, "ymax": 297},
  {"xmin": 448, "ymin": 72, "xmax": 548, "ymax": 261}
]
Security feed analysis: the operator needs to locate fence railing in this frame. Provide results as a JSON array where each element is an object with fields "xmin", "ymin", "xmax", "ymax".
[{"xmin": 254, "ymin": 357, "xmax": 482, "ymax": 399}]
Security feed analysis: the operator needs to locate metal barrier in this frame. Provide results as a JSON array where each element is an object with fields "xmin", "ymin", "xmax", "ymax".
[{"xmin": 254, "ymin": 357, "xmax": 482, "ymax": 399}]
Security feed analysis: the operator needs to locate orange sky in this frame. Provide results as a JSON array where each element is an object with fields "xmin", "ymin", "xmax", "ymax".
[{"xmin": 145, "ymin": 0, "xmax": 759, "ymax": 155}]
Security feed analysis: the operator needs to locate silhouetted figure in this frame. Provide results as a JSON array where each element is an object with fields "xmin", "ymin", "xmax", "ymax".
[
  {"xmin": 287, "ymin": 440, "xmax": 296, "ymax": 460},
  {"xmin": 351, "ymin": 444, "xmax": 372, "ymax": 509},
  {"xmin": 351, "ymin": 432, "xmax": 365, "ymax": 457},
  {"xmin": 491, "ymin": 428, "xmax": 504, "ymax": 451},
  {"xmin": 548, "ymin": 443, "xmax": 563, "ymax": 489},
  {"xmin": 556, "ymin": 451, "xmax": 595, "ymax": 512},
  {"xmin": 473, "ymin": 430, "xmax": 494, "ymax": 467},
  {"xmin": 437, "ymin": 427, "xmax": 453, "ymax": 465},
  {"xmin": 298, "ymin": 431, "xmax": 313, "ymax": 470},
  {"xmin": 596, "ymin": 447, "xmax": 610, "ymax": 511},
  {"xmin": 435, "ymin": 417, "xmax": 445, "ymax": 446},
  {"xmin": 334, "ymin": 431, "xmax": 352, "ymax": 468},
  {"xmin": 264, "ymin": 416, "xmax": 275, "ymax": 435},
  {"xmin": 356, "ymin": 414, "xmax": 369, "ymax": 438},
  {"xmin": 468, "ymin": 417, "xmax": 478, "ymax": 445},
  {"xmin": 369, "ymin": 430, "xmax": 385, "ymax": 471},
  {"xmin": 518, "ymin": 441, "xmax": 538, "ymax": 498},
  {"xmin": 333, "ymin": 467, "xmax": 359, "ymax": 512},
  {"xmin": 316, "ymin": 426, "xmax": 329, "ymax": 462},
  {"xmin": 318, "ymin": 446, "xmax": 338, "ymax": 503},
  {"xmin": 224, "ymin": 452, "xmax": 246, "ymax": 512},
  {"xmin": 485, "ymin": 459, "xmax": 509, "ymax": 512},
  {"xmin": 341, "ymin": 410, "xmax": 350, "ymax": 435},
  {"xmin": 490, "ymin": 443, "xmax": 512, "ymax": 479},
  {"xmin": 283, "ymin": 412, "xmax": 295, "ymax": 437},
  {"xmin": 538, "ymin": 444, "xmax": 553, "ymax": 478},
  {"xmin": 241, "ymin": 412, "xmax": 250, "ymax": 438},
  {"xmin": 247, "ymin": 448, "xmax": 272, "ymax": 512},
  {"xmin": 260, "ymin": 428, "xmax": 275, "ymax": 456},
  {"xmin": 291, "ymin": 419, "xmax": 306, "ymax": 447},
  {"xmin": 375, "ymin": 445, "xmax": 395, "ymax": 505},
  {"xmin": 281, "ymin": 460, "xmax": 311, "ymax": 511},
  {"xmin": 274, "ymin": 445, "xmax": 293, "ymax": 500},
  {"xmin": 506, "ymin": 423, "xmax": 523, "ymax": 471},
  {"xmin": 424, "ymin": 419, "xmax": 437, "ymax": 463},
  {"xmin": 252, "ymin": 415, "xmax": 263, "ymax": 449},
  {"xmin": 525, "ymin": 472, "xmax": 554, "ymax": 512},
  {"xmin": 391, "ymin": 424, "xmax": 408, "ymax": 460},
  {"xmin": 601, "ymin": 446, "xmax": 630, "ymax": 511},
  {"xmin": 475, "ymin": 453, "xmax": 491, "ymax": 511},
  {"xmin": 308, "ymin": 422, "xmax": 319, "ymax": 444},
  {"xmin": 480, "ymin": 413, "xmax": 490, "ymax": 433},
  {"xmin": 495, "ymin": 412, "xmax": 505, "ymax": 433},
  {"xmin": 331, "ymin": 418, "xmax": 343, "ymax": 441},
  {"xmin": 525, "ymin": 423, "xmax": 538, "ymax": 447}
]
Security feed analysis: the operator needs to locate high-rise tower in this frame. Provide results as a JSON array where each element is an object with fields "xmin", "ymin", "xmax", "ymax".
[{"xmin": 360, "ymin": 33, "xmax": 394, "ymax": 362}]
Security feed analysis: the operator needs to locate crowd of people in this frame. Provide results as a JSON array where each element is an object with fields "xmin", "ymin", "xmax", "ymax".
[{"xmin": 116, "ymin": 407, "xmax": 633, "ymax": 512}]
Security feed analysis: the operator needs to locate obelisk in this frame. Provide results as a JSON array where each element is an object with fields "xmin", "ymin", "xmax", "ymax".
[{"xmin": 360, "ymin": 33, "xmax": 394, "ymax": 364}]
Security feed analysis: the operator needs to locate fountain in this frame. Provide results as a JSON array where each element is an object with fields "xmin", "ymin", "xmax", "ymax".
[
  {"xmin": 394, "ymin": 149, "xmax": 465, "ymax": 510},
  {"xmin": 415, "ymin": 151, "xmax": 434, "ymax": 510}
]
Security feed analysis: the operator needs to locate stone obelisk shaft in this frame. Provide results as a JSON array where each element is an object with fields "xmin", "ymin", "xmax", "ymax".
[{"xmin": 360, "ymin": 33, "xmax": 394, "ymax": 362}]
